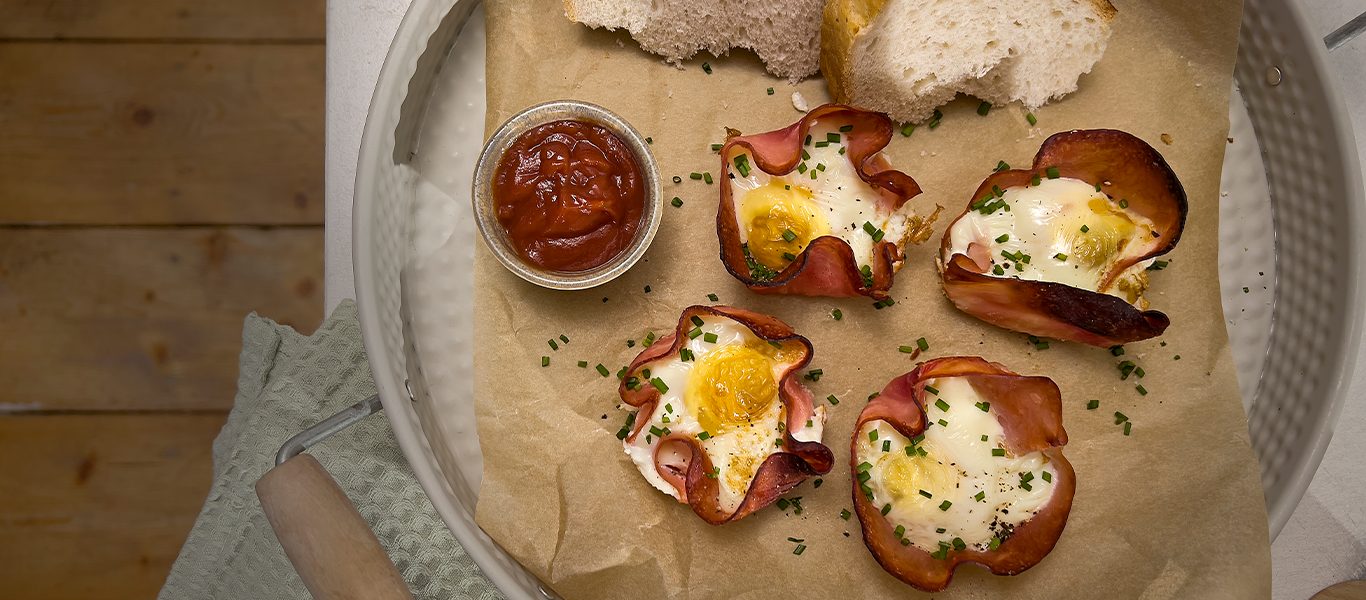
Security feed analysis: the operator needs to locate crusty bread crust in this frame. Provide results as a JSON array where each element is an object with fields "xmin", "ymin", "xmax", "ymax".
[{"xmin": 822, "ymin": 0, "xmax": 1117, "ymax": 123}]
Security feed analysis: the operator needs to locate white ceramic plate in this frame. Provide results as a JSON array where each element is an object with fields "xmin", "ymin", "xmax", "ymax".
[{"xmin": 352, "ymin": 1, "xmax": 1364, "ymax": 597}]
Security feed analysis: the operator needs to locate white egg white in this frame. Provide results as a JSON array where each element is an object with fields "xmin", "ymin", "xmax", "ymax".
[
  {"xmin": 855, "ymin": 376, "xmax": 1055, "ymax": 552},
  {"xmin": 946, "ymin": 177, "xmax": 1157, "ymax": 306},
  {"xmin": 727, "ymin": 120, "xmax": 917, "ymax": 271},
  {"xmin": 624, "ymin": 316, "xmax": 825, "ymax": 514}
]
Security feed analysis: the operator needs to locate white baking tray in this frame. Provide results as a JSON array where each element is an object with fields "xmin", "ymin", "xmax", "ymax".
[{"xmin": 352, "ymin": 0, "xmax": 1364, "ymax": 597}]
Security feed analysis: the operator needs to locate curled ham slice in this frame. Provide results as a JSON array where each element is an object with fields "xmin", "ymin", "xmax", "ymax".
[
  {"xmin": 717, "ymin": 104, "xmax": 925, "ymax": 301},
  {"xmin": 619, "ymin": 305, "xmax": 833, "ymax": 524},
  {"xmin": 852, "ymin": 357, "xmax": 1075, "ymax": 592},
  {"xmin": 939, "ymin": 129, "xmax": 1187, "ymax": 346}
]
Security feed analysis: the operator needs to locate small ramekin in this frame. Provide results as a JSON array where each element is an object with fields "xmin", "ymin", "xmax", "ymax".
[{"xmin": 471, "ymin": 100, "xmax": 662, "ymax": 290}]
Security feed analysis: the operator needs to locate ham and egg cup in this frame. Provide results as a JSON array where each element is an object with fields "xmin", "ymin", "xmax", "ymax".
[
  {"xmin": 618, "ymin": 306, "xmax": 834, "ymax": 524},
  {"xmin": 852, "ymin": 357, "xmax": 1075, "ymax": 592},
  {"xmin": 939, "ymin": 129, "xmax": 1187, "ymax": 346},
  {"xmin": 718, "ymin": 104, "xmax": 938, "ymax": 301}
]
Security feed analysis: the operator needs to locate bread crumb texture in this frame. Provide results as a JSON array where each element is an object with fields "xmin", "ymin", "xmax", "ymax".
[
  {"xmin": 564, "ymin": 0, "xmax": 827, "ymax": 79},
  {"xmin": 821, "ymin": 0, "xmax": 1117, "ymax": 123}
]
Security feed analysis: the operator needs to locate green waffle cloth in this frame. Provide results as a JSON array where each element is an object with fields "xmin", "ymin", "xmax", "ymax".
[{"xmin": 158, "ymin": 300, "xmax": 504, "ymax": 599}]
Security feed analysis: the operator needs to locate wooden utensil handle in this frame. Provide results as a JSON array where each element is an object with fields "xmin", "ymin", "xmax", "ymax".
[{"xmin": 256, "ymin": 453, "xmax": 415, "ymax": 600}]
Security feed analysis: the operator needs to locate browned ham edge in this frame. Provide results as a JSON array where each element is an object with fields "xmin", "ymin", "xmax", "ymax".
[
  {"xmin": 939, "ymin": 129, "xmax": 1186, "ymax": 346},
  {"xmin": 852, "ymin": 357, "xmax": 1075, "ymax": 592},
  {"xmin": 618, "ymin": 305, "xmax": 834, "ymax": 524},
  {"xmin": 717, "ymin": 104, "xmax": 924, "ymax": 301}
]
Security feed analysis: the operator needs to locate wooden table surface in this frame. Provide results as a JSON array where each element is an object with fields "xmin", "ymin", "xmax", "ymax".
[{"xmin": 0, "ymin": 1, "xmax": 325, "ymax": 597}]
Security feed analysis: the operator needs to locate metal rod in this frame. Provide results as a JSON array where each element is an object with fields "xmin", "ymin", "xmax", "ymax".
[
  {"xmin": 1325, "ymin": 10, "xmax": 1366, "ymax": 51},
  {"xmin": 276, "ymin": 393, "xmax": 385, "ymax": 466}
]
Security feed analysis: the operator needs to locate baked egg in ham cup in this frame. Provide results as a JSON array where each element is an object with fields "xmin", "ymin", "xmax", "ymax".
[
  {"xmin": 939, "ymin": 129, "xmax": 1187, "ymax": 346},
  {"xmin": 718, "ymin": 104, "xmax": 939, "ymax": 301},
  {"xmin": 617, "ymin": 306, "xmax": 833, "ymax": 524},
  {"xmin": 852, "ymin": 357, "xmax": 1075, "ymax": 592}
]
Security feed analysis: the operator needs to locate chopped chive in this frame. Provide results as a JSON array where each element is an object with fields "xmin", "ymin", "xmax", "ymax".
[
  {"xmin": 707, "ymin": 293, "xmax": 718, "ymax": 301},
  {"xmin": 1148, "ymin": 260, "xmax": 1170, "ymax": 271},
  {"xmin": 902, "ymin": 123, "xmax": 915, "ymax": 136},
  {"xmin": 1020, "ymin": 481, "xmax": 1033, "ymax": 491},
  {"xmin": 1054, "ymin": 253, "xmax": 1068, "ymax": 261},
  {"xmin": 1243, "ymin": 287, "xmax": 1250, "ymax": 293},
  {"xmin": 1114, "ymin": 412, "xmax": 1129, "ymax": 424},
  {"xmin": 989, "ymin": 537, "xmax": 1001, "ymax": 551},
  {"xmin": 1031, "ymin": 174, "xmax": 1042, "ymax": 186},
  {"xmin": 711, "ymin": 143, "xmax": 722, "ymax": 151},
  {"xmin": 705, "ymin": 466, "xmax": 719, "ymax": 479},
  {"xmin": 804, "ymin": 369, "xmax": 823, "ymax": 381},
  {"xmin": 804, "ymin": 134, "xmax": 812, "ymax": 145},
  {"xmin": 1124, "ymin": 422, "xmax": 1132, "ymax": 436},
  {"xmin": 827, "ymin": 133, "xmax": 841, "ymax": 143},
  {"xmin": 688, "ymin": 327, "xmax": 702, "ymax": 339},
  {"xmin": 1081, "ymin": 224, "xmax": 1090, "ymax": 233},
  {"xmin": 976, "ymin": 401, "xmax": 991, "ymax": 412},
  {"xmin": 827, "ymin": 394, "xmax": 840, "ymax": 405},
  {"xmin": 953, "ymin": 537, "xmax": 967, "ymax": 551},
  {"xmin": 992, "ymin": 448, "xmax": 1006, "ymax": 457},
  {"xmin": 977, "ymin": 101, "xmax": 992, "ymax": 116},
  {"xmin": 797, "ymin": 163, "xmax": 808, "ymax": 174},
  {"xmin": 769, "ymin": 341, "xmax": 783, "ymax": 349},
  {"xmin": 596, "ymin": 364, "xmax": 609, "ymax": 377},
  {"xmin": 981, "ymin": 434, "xmax": 989, "ymax": 442},
  {"xmin": 857, "ymin": 461, "xmax": 873, "ymax": 472},
  {"xmin": 869, "ymin": 392, "xmax": 880, "ymax": 400},
  {"xmin": 993, "ymin": 185, "xmax": 1004, "ymax": 197},
  {"xmin": 815, "ymin": 163, "xmax": 826, "ymax": 172},
  {"xmin": 872, "ymin": 229, "xmax": 885, "ymax": 242},
  {"xmin": 838, "ymin": 125, "xmax": 854, "ymax": 133},
  {"xmin": 801, "ymin": 149, "xmax": 810, "ymax": 161},
  {"xmin": 917, "ymin": 447, "xmax": 927, "ymax": 457},
  {"xmin": 642, "ymin": 368, "xmax": 651, "ymax": 379},
  {"xmin": 869, "ymin": 430, "xmax": 879, "ymax": 442},
  {"xmin": 1020, "ymin": 472, "xmax": 1034, "ymax": 483},
  {"xmin": 1046, "ymin": 167, "xmax": 1061, "ymax": 179},
  {"xmin": 939, "ymin": 500, "xmax": 952, "ymax": 511},
  {"xmin": 560, "ymin": 334, "xmax": 569, "ymax": 344},
  {"xmin": 993, "ymin": 265, "xmax": 1005, "ymax": 276},
  {"xmin": 839, "ymin": 147, "xmax": 846, "ymax": 155},
  {"xmin": 935, "ymin": 399, "xmax": 950, "ymax": 412},
  {"xmin": 899, "ymin": 346, "xmax": 916, "ymax": 353},
  {"xmin": 767, "ymin": 87, "xmax": 774, "ymax": 95},
  {"xmin": 894, "ymin": 524, "xmax": 905, "ymax": 538},
  {"xmin": 924, "ymin": 385, "xmax": 939, "ymax": 395},
  {"xmin": 813, "ymin": 478, "xmax": 823, "ymax": 488},
  {"xmin": 995, "ymin": 160, "xmax": 1010, "ymax": 172},
  {"xmin": 548, "ymin": 339, "xmax": 559, "ymax": 350},
  {"xmin": 1110, "ymin": 345, "xmax": 1126, "ymax": 356},
  {"xmin": 938, "ymin": 419, "xmax": 948, "ymax": 427},
  {"xmin": 645, "ymin": 137, "xmax": 652, "ymax": 144},
  {"xmin": 776, "ymin": 499, "xmax": 790, "ymax": 510},
  {"xmin": 774, "ymin": 438, "xmax": 784, "ymax": 447},
  {"xmin": 691, "ymin": 315, "xmax": 705, "ymax": 327},
  {"xmin": 1119, "ymin": 198, "xmax": 1130, "ymax": 208},
  {"xmin": 1042, "ymin": 471, "xmax": 1052, "ymax": 482},
  {"xmin": 679, "ymin": 348, "xmax": 694, "ymax": 362},
  {"xmin": 933, "ymin": 109, "xmax": 943, "ymax": 120},
  {"xmin": 703, "ymin": 172, "xmax": 713, "ymax": 184},
  {"xmin": 673, "ymin": 176, "xmax": 682, "ymax": 184},
  {"xmin": 644, "ymin": 285, "xmax": 651, "ymax": 293},
  {"xmin": 793, "ymin": 544, "xmax": 806, "ymax": 555},
  {"xmin": 541, "ymin": 356, "xmax": 549, "ymax": 367},
  {"xmin": 882, "ymin": 440, "xmax": 891, "ymax": 452},
  {"xmin": 814, "ymin": 141, "xmax": 830, "ymax": 148},
  {"xmin": 881, "ymin": 503, "xmax": 892, "ymax": 516},
  {"xmin": 782, "ymin": 229, "xmax": 797, "ymax": 243},
  {"xmin": 1175, "ymin": 355, "xmax": 1182, "ymax": 360},
  {"xmin": 1087, "ymin": 400, "xmax": 1100, "ymax": 410},
  {"xmin": 916, "ymin": 338, "xmax": 929, "ymax": 351},
  {"xmin": 690, "ymin": 172, "xmax": 702, "ymax": 180},
  {"xmin": 698, "ymin": 431, "xmax": 711, "ymax": 440},
  {"xmin": 1135, "ymin": 367, "xmax": 1145, "ymax": 378},
  {"xmin": 840, "ymin": 509, "xmax": 851, "ymax": 520},
  {"xmin": 702, "ymin": 332, "xmax": 718, "ymax": 344},
  {"xmin": 832, "ymin": 308, "xmax": 843, "ymax": 321},
  {"xmin": 995, "ymin": 233, "xmax": 1010, "ymax": 243},
  {"xmin": 1026, "ymin": 112, "xmax": 1038, "ymax": 126},
  {"xmin": 577, "ymin": 360, "xmax": 588, "ymax": 368},
  {"xmin": 1136, "ymin": 385, "xmax": 1148, "ymax": 396},
  {"xmin": 701, "ymin": 62, "xmax": 712, "ymax": 74},
  {"xmin": 782, "ymin": 252, "xmax": 798, "ymax": 261},
  {"xmin": 975, "ymin": 491, "xmax": 986, "ymax": 501},
  {"xmin": 918, "ymin": 489, "xmax": 933, "ymax": 499},
  {"xmin": 644, "ymin": 332, "xmax": 656, "ymax": 346},
  {"xmin": 671, "ymin": 197, "xmax": 683, "ymax": 207}
]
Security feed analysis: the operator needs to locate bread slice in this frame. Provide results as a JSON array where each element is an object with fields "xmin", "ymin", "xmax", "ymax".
[
  {"xmin": 564, "ymin": 0, "xmax": 826, "ymax": 80},
  {"xmin": 822, "ymin": 0, "xmax": 1116, "ymax": 123}
]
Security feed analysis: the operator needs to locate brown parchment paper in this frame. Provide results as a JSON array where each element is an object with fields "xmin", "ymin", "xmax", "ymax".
[{"xmin": 472, "ymin": 0, "xmax": 1271, "ymax": 597}]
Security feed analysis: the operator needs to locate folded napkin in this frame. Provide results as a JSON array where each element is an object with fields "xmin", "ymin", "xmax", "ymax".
[{"xmin": 159, "ymin": 300, "xmax": 504, "ymax": 600}]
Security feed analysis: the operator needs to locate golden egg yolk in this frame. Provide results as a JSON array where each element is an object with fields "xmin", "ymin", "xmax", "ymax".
[
  {"xmin": 1057, "ymin": 198, "xmax": 1139, "ymax": 268},
  {"xmin": 687, "ymin": 344, "xmax": 778, "ymax": 434},
  {"xmin": 878, "ymin": 440, "xmax": 956, "ymax": 503},
  {"xmin": 739, "ymin": 184, "xmax": 830, "ymax": 270}
]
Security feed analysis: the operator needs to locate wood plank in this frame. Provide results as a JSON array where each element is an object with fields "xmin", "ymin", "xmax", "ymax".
[
  {"xmin": 0, "ymin": 227, "xmax": 324, "ymax": 411},
  {"xmin": 0, "ymin": 413, "xmax": 227, "ymax": 600},
  {"xmin": 0, "ymin": 0, "xmax": 324, "ymax": 40},
  {"xmin": 0, "ymin": 44, "xmax": 324, "ymax": 225}
]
